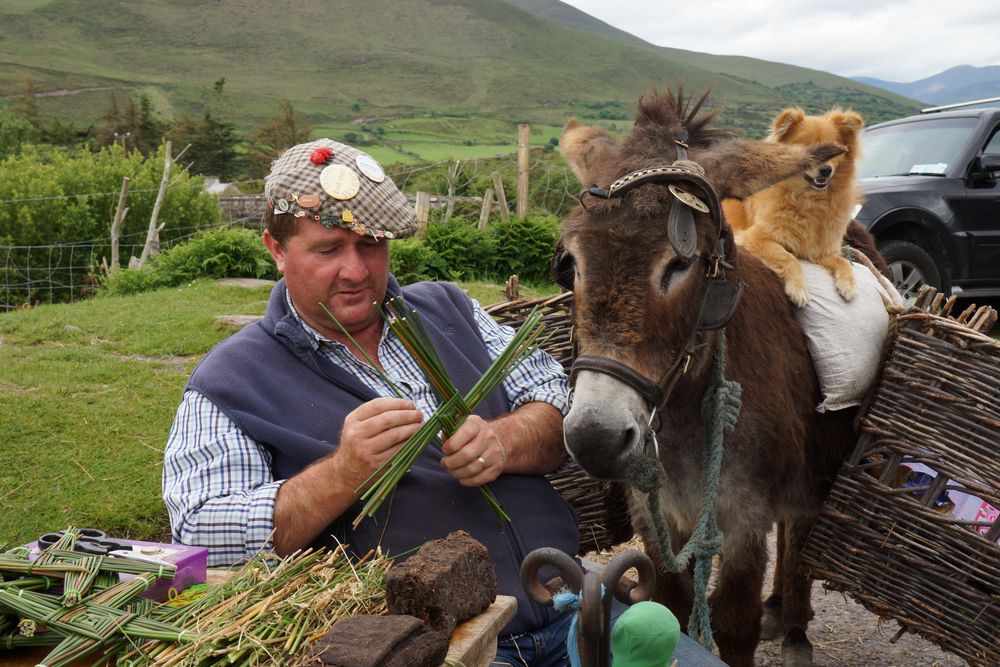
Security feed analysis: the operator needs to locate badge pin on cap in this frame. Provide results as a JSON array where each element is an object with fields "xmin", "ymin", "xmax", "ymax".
[
  {"xmin": 355, "ymin": 154, "xmax": 386, "ymax": 183},
  {"xmin": 320, "ymin": 164, "xmax": 361, "ymax": 200},
  {"xmin": 297, "ymin": 194, "xmax": 321, "ymax": 210}
]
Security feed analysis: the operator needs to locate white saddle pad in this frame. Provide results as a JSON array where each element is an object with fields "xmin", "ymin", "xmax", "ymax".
[{"xmin": 795, "ymin": 260, "xmax": 899, "ymax": 412}]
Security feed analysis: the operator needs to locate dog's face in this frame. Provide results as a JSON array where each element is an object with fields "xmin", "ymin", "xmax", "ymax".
[{"xmin": 769, "ymin": 108, "xmax": 864, "ymax": 191}]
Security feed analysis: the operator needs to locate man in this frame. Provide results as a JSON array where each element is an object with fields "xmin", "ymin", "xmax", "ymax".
[{"xmin": 163, "ymin": 139, "xmax": 721, "ymax": 667}]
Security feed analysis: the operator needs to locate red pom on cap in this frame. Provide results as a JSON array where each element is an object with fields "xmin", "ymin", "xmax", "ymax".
[{"xmin": 309, "ymin": 147, "xmax": 333, "ymax": 165}]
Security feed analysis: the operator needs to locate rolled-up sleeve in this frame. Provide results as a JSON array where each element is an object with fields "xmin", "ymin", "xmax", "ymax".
[
  {"xmin": 163, "ymin": 390, "xmax": 282, "ymax": 566},
  {"xmin": 472, "ymin": 299, "xmax": 570, "ymax": 415}
]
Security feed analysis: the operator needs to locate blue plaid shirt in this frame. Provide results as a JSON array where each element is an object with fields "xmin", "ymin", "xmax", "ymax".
[{"xmin": 163, "ymin": 294, "xmax": 569, "ymax": 566}]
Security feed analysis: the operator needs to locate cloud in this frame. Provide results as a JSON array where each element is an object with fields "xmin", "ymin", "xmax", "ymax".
[{"xmin": 562, "ymin": 0, "xmax": 1000, "ymax": 82}]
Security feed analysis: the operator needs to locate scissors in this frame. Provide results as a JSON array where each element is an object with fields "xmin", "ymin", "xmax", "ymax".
[
  {"xmin": 39, "ymin": 528, "xmax": 135, "ymax": 557},
  {"xmin": 38, "ymin": 529, "xmax": 177, "ymax": 570},
  {"xmin": 520, "ymin": 547, "xmax": 657, "ymax": 667}
]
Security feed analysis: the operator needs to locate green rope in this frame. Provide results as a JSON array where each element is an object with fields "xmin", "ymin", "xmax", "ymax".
[{"xmin": 625, "ymin": 330, "xmax": 742, "ymax": 650}]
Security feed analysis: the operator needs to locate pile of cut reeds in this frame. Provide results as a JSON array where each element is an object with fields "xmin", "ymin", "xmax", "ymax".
[{"xmin": 117, "ymin": 546, "xmax": 391, "ymax": 666}]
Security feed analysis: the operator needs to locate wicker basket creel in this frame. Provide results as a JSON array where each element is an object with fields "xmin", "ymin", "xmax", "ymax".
[
  {"xmin": 485, "ymin": 291, "xmax": 634, "ymax": 554},
  {"xmin": 803, "ymin": 289, "xmax": 1000, "ymax": 667}
]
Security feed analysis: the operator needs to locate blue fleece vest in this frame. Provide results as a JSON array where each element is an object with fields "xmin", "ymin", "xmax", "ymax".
[{"xmin": 186, "ymin": 277, "xmax": 579, "ymax": 634}]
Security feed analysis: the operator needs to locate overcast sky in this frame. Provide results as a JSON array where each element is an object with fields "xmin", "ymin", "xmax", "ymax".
[{"xmin": 561, "ymin": 0, "xmax": 1000, "ymax": 82}]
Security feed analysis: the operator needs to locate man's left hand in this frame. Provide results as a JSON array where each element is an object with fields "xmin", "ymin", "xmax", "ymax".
[{"xmin": 440, "ymin": 415, "xmax": 507, "ymax": 487}]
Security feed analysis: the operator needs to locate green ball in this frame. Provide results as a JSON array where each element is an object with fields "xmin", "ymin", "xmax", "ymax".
[{"xmin": 610, "ymin": 601, "xmax": 681, "ymax": 666}]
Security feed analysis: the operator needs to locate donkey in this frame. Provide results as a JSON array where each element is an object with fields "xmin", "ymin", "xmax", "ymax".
[{"xmin": 558, "ymin": 89, "xmax": 857, "ymax": 667}]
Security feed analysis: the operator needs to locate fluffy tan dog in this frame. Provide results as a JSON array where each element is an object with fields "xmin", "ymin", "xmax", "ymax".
[{"xmin": 727, "ymin": 108, "xmax": 864, "ymax": 306}]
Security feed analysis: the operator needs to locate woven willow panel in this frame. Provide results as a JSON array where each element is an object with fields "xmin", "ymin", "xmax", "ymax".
[{"xmin": 804, "ymin": 291, "xmax": 999, "ymax": 667}]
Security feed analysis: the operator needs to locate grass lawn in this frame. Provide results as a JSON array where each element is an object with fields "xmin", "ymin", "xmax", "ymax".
[{"xmin": 0, "ymin": 278, "xmax": 557, "ymax": 548}]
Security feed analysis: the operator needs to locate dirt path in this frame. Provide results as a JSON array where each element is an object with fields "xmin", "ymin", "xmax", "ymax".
[{"xmin": 754, "ymin": 581, "xmax": 965, "ymax": 666}]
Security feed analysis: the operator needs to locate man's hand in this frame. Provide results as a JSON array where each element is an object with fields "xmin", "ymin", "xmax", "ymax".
[
  {"xmin": 440, "ymin": 415, "xmax": 507, "ymax": 487},
  {"xmin": 440, "ymin": 402, "xmax": 566, "ymax": 486},
  {"xmin": 333, "ymin": 397, "xmax": 425, "ymax": 492},
  {"xmin": 272, "ymin": 397, "xmax": 422, "ymax": 556}
]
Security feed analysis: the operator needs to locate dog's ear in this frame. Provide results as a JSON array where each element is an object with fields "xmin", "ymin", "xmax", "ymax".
[
  {"xmin": 560, "ymin": 118, "xmax": 620, "ymax": 185},
  {"xmin": 770, "ymin": 108, "xmax": 805, "ymax": 141},
  {"xmin": 831, "ymin": 110, "xmax": 865, "ymax": 135}
]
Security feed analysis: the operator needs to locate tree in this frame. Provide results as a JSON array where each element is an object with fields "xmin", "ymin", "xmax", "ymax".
[
  {"xmin": 8, "ymin": 77, "xmax": 90, "ymax": 148},
  {"xmin": 172, "ymin": 110, "xmax": 238, "ymax": 180},
  {"xmin": 95, "ymin": 92, "xmax": 165, "ymax": 155},
  {"xmin": 12, "ymin": 77, "xmax": 41, "ymax": 129},
  {"xmin": 95, "ymin": 91, "xmax": 123, "ymax": 147},
  {"xmin": 134, "ymin": 93, "xmax": 166, "ymax": 154},
  {"xmin": 166, "ymin": 77, "xmax": 240, "ymax": 179},
  {"xmin": 243, "ymin": 99, "xmax": 314, "ymax": 178}
]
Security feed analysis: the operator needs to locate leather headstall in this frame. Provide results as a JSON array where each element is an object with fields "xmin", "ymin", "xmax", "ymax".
[{"xmin": 570, "ymin": 135, "xmax": 745, "ymax": 416}]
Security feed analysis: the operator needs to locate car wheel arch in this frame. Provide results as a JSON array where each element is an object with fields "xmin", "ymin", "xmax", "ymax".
[{"xmin": 870, "ymin": 213, "xmax": 953, "ymax": 293}]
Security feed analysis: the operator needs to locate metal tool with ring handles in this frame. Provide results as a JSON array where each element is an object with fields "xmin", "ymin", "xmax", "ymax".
[
  {"xmin": 520, "ymin": 547, "xmax": 657, "ymax": 667},
  {"xmin": 37, "ymin": 528, "xmax": 174, "ymax": 567}
]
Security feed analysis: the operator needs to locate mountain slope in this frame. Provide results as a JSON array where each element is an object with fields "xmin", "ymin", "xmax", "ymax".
[
  {"xmin": 0, "ymin": 0, "xmax": 920, "ymax": 145},
  {"xmin": 504, "ymin": 0, "xmax": 920, "ymax": 107},
  {"xmin": 855, "ymin": 65, "xmax": 1000, "ymax": 105}
]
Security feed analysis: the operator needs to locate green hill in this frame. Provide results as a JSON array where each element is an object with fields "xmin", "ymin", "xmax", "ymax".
[{"xmin": 0, "ymin": 0, "xmax": 921, "ymax": 159}]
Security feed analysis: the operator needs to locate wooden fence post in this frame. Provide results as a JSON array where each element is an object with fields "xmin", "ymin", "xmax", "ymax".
[
  {"xmin": 109, "ymin": 176, "xmax": 130, "ymax": 274},
  {"xmin": 478, "ymin": 188, "xmax": 494, "ymax": 231},
  {"xmin": 138, "ymin": 141, "xmax": 172, "ymax": 268},
  {"xmin": 415, "ymin": 191, "xmax": 431, "ymax": 236},
  {"xmin": 444, "ymin": 161, "xmax": 460, "ymax": 222},
  {"xmin": 516, "ymin": 124, "xmax": 530, "ymax": 218},
  {"xmin": 491, "ymin": 171, "xmax": 510, "ymax": 222}
]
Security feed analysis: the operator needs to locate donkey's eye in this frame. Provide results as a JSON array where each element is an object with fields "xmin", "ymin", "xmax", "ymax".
[{"xmin": 660, "ymin": 258, "xmax": 692, "ymax": 291}]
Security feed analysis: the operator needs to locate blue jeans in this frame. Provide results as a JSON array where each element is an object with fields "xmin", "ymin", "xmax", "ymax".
[{"xmin": 492, "ymin": 599, "xmax": 728, "ymax": 667}]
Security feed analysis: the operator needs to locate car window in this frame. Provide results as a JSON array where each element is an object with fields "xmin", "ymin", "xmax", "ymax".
[{"xmin": 859, "ymin": 117, "xmax": 978, "ymax": 178}]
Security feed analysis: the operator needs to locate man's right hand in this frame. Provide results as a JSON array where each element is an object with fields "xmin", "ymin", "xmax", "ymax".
[
  {"xmin": 332, "ymin": 397, "xmax": 424, "ymax": 494},
  {"xmin": 272, "ymin": 397, "xmax": 423, "ymax": 556}
]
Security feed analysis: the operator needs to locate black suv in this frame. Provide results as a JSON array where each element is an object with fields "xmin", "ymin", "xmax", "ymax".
[{"xmin": 856, "ymin": 101, "xmax": 1000, "ymax": 302}]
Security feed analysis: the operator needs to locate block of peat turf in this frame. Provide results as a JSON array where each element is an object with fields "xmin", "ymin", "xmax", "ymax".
[
  {"xmin": 310, "ymin": 614, "xmax": 449, "ymax": 667},
  {"xmin": 384, "ymin": 530, "xmax": 498, "ymax": 635}
]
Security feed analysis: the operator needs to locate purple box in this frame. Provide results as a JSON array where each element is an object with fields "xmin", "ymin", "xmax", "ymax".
[
  {"xmin": 117, "ymin": 539, "xmax": 209, "ymax": 601},
  {"xmin": 28, "ymin": 539, "xmax": 208, "ymax": 602}
]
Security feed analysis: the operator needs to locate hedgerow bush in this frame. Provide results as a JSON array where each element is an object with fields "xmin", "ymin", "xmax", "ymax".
[
  {"xmin": 484, "ymin": 214, "xmax": 560, "ymax": 283},
  {"xmin": 390, "ymin": 214, "xmax": 560, "ymax": 285},
  {"xmin": 0, "ymin": 143, "xmax": 219, "ymax": 246},
  {"xmin": 0, "ymin": 142, "xmax": 220, "ymax": 302},
  {"xmin": 100, "ymin": 227, "xmax": 278, "ymax": 296},
  {"xmin": 424, "ymin": 217, "xmax": 495, "ymax": 279},
  {"xmin": 389, "ymin": 238, "xmax": 451, "ymax": 284}
]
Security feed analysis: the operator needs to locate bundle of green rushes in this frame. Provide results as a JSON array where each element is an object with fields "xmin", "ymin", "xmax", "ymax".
[
  {"xmin": 0, "ymin": 532, "xmax": 189, "ymax": 666},
  {"xmin": 321, "ymin": 295, "xmax": 547, "ymax": 528},
  {"xmin": 116, "ymin": 545, "xmax": 391, "ymax": 666}
]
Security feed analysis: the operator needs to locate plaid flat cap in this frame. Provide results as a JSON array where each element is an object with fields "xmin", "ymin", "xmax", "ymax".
[{"xmin": 264, "ymin": 139, "xmax": 417, "ymax": 239}]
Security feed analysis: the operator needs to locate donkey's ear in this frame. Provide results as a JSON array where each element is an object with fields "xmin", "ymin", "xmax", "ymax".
[
  {"xmin": 560, "ymin": 118, "xmax": 619, "ymax": 184},
  {"xmin": 696, "ymin": 139, "xmax": 847, "ymax": 200},
  {"xmin": 769, "ymin": 108, "xmax": 805, "ymax": 141}
]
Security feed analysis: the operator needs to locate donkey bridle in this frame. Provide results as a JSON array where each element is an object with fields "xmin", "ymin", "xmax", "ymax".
[{"xmin": 570, "ymin": 135, "xmax": 745, "ymax": 417}]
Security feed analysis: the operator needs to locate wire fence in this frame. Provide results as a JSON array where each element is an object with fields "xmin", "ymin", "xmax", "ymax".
[
  {"xmin": 0, "ymin": 217, "xmax": 260, "ymax": 310},
  {"xmin": 0, "ymin": 151, "xmax": 580, "ymax": 310}
]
